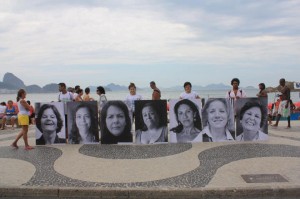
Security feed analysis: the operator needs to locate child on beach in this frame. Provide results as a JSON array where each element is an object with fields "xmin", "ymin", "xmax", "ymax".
[{"xmin": 11, "ymin": 89, "xmax": 34, "ymax": 150}]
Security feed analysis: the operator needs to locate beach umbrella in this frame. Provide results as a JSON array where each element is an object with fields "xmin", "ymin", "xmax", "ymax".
[{"xmin": 294, "ymin": 101, "xmax": 300, "ymax": 107}]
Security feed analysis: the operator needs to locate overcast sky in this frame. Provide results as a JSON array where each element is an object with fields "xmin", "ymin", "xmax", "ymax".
[{"xmin": 0, "ymin": 0, "xmax": 299, "ymax": 88}]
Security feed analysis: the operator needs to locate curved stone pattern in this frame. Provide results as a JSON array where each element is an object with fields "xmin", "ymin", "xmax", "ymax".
[
  {"xmin": 79, "ymin": 143, "xmax": 192, "ymax": 159},
  {"xmin": 0, "ymin": 144, "xmax": 300, "ymax": 188}
]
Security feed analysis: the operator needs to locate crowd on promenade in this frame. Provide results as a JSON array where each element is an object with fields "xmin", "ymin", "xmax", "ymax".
[{"xmin": 0, "ymin": 77, "xmax": 298, "ymax": 150}]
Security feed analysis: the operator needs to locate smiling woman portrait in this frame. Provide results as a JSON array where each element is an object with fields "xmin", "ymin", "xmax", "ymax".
[
  {"xmin": 35, "ymin": 103, "xmax": 66, "ymax": 145},
  {"xmin": 236, "ymin": 98, "xmax": 268, "ymax": 141}
]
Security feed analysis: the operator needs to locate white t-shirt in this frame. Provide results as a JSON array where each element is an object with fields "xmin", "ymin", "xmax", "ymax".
[
  {"xmin": 179, "ymin": 91, "xmax": 199, "ymax": 99},
  {"xmin": 125, "ymin": 94, "xmax": 142, "ymax": 113},
  {"xmin": 58, "ymin": 92, "xmax": 74, "ymax": 102},
  {"xmin": 225, "ymin": 89, "xmax": 247, "ymax": 99},
  {"xmin": 0, "ymin": 105, "xmax": 6, "ymax": 114}
]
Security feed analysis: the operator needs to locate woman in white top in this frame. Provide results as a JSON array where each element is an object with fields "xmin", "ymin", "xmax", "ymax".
[
  {"xmin": 179, "ymin": 82, "xmax": 200, "ymax": 100},
  {"xmin": 125, "ymin": 82, "xmax": 142, "ymax": 122},
  {"xmin": 11, "ymin": 89, "xmax": 34, "ymax": 150}
]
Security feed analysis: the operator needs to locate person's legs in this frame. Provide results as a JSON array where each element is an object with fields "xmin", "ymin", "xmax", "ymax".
[
  {"xmin": 1, "ymin": 117, "xmax": 6, "ymax": 129},
  {"xmin": 11, "ymin": 126, "xmax": 25, "ymax": 148},
  {"xmin": 272, "ymin": 114, "xmax": 281, "ymax": 127},
  {"xmin": 287, "ymin": 116, "xmax": 291, "ymax": 128},
  {"xmin": 11, "ymin": 117, "xmax": 16, "ymax": 129},
  {"xmin": 22, "ymin": 125, "xmax": 33, "ymax": 150}
]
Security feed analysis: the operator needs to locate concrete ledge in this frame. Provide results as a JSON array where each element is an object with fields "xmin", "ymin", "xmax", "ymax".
[
  {"xmin": 0, "ymin": 186, "xmax": 58, "ymax": 197},
  {"xmin": 0, "ymin": 186, "xmax": 300, "ymax": 199}
]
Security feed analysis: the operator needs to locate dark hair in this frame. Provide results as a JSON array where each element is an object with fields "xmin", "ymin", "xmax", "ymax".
[
  {"xmin": 26, "ymin": 100, "xmax": 31, "ymax": 105},
  {"xmin": 150, "ymin": 81, "xmax": 155, "ymax": 85},
  {"xmin": 128, "ymin": 82, "xmax": 136, "ymax": 90},
  {"xmin": 97, "ymin": 86, "xmax": 106, "ymax": 94},
  {"xmin": 36, "ymin": 104, "xmax": 63, "ymax": 134},
  {"xmin": 259, "ymin": 83, "xmax": 266, "ymax": 90},
  {"xmin": 202, "ymin": 98, "xmax": 235, "ymax": 132},
  {"xmin": 75, "ymin": 85, "xmax": 80, "ymax": 91},
  {"xmin": 84, "ymin": 87, "xmax": 90, "ymax": 94},
  {"xmin": 58, "ymin": 82, "xmax": 66, "ymax": 88},
  {"xmin": 100, "ymin": 101, "xmax": 132, "ymax": 144},
  {"xmin": 171, "ymin": 99, "xmax": 202, "ymax": 133},
  {"xmin": 183, "ymin": 82, "xmax": 192, "ymax": 88},
  {"xmin": 239, "ymin": 100, "xmax": 267, "ymax": 128},
  {"xmin": 138, "ymin": 102, "xmax": 167, "ymax": 131},
  {"xmin": 76, "ymin": 88, "xmax": 83, "ymax": 94},
  {"xmin": 70, "ymin": 103, "xmax": 98, "ymax": 144},
  {"xmin": 16, "ymin": 89, "xmax": 26, "ymax": 102},
  {"xmin": 231, "ymin": 78, "xmax": 240, "ymax": 86},
  {"xmin": 0, "ymin": 102, "xmax": 6, "ymax": 106}
]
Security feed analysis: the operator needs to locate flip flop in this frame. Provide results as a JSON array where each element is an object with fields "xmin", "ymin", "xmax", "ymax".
[{"xmin": 24, "ymin": 146, "xmax": 34, "ymax": 150}]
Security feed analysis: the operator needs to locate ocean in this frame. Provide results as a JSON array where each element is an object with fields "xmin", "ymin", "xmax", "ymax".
[{"xmin": 1, "ymin": 89, "xmax": 299, "ymax": 104}]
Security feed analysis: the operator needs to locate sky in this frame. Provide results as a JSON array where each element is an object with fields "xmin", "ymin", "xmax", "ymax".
[{"xmin": 0, "ymin": 0, "xmax": 300, "ymax": 89}]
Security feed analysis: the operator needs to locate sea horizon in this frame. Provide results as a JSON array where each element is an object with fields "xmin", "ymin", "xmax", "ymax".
[{"xmin": 1, "ymin": 88, "xmax": 299, "ymax": 105}]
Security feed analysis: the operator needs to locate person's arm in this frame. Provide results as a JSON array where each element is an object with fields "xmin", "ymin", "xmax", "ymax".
[{"xmin": 20, "ymin": 99, "xmax": 31, "ymax": 111}]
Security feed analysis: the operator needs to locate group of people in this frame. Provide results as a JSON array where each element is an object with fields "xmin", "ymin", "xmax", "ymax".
[{"xmin": 8, "ymin": 77, "xmax": 293, "ymax": 149}]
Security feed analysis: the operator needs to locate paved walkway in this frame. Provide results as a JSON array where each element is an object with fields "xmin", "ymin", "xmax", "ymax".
[{"xmin": 0, "ymin": 121, "xmax": 299, "ymax": 198}]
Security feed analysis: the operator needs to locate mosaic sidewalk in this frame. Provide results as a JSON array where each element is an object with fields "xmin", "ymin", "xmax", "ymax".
[{"xmin": 0, "ymin": 121, "xmax": 300, "ymax": 198}]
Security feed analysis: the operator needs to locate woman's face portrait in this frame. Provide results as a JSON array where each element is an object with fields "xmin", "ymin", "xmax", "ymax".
[
  {"xmin": 177, "ymin": 104, "xmax": 195, "ymax": 128},
  {"xmin": 142, "ymin": 106, "xmax": 159, "ymax": 129},
  {"xmin": 106, "ymin": 105, "xmax": 126, "ymax": 136},
  {"xmin": 75, "ymin": 107, "xmax": 91, "ymax": 133},
  {"xmin": 207, "ymin": 101, "xmax": 228, "ymax": 128},
  {"xmin": 41, "ymin": 108, "xmax": 58, "ymax": 133},
  {"xmin": 241, "ymin": 106, "xmax": 261, "ymax": 132}
]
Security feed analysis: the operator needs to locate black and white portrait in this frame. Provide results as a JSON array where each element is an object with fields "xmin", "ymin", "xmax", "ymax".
[
  {"xmin": 100, "ymin": 100, "xmax": 133, "ymax": 144},
  {"xmin": 200, "ymin": 98, "xmax": 235, "ymax": 142},
  {"xmin": 236, "ymin": 98, "xmax": 268, "ymax": 141},
  {"xmin": 134, "ymin": 100, "xmax": 168, "ymax": 144},
  {"xmin": 169, "ymin": 99, "xmax": 202, "ymax": 143},
  {"xmin": 67, "ymin": 101, "xmax": 99, "ymax": 144},
  {"xmin": 35, "ymin": 102, "xmax": 66, "ymax": 145}
]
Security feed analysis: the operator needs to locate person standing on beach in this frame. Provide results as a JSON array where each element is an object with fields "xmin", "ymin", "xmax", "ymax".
[
  {"xmin": 11, "ymin": 89, "xmax": 34, "ymax": 150},
  {"xmin": 125, "ymin": 82, "xmax": 143, "ymax": 122},
  {"xmin": 272, "ymin": 78, "xmax": 291, "ymax": 128},
  {"xmin": 179, "ymin": 82, "xmax": 200, "ymax": 99},
  {"xmin": 58, "ymin": 82, "xmax": 74, "ymax": 141},
  {"xmin": 150, "ymin": 81, "xmax": 161, "ymax": 100},
  {"xmin": 58, "ymin": 83, "xmax": 74, "ymax": 102},
  {"xmin": 225, "ymin": 78, "xmax": 247, "ymax": 100},
  {"xmin": 96, "ymin": 86, "xmax": 107, "ymax": 127},
  {"xmin": 256, "ymin": 83, "xmax": 268, "ymax": 98}
]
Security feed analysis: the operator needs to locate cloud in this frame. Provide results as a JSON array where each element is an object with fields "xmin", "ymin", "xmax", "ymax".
[{"xmin": 0, "ymin": 0, "xmax": 299, "ymax": 87}]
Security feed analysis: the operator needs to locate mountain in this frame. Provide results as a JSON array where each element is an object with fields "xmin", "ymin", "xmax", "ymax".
[
  {"xmin": 0, "ymin": 72, "xmax": 257, "ymax": 93},
  {"xmin": 204, "ymin": 83, "xmax": 231, "ymax": 90},
  {"xmin": 26, "ymin": 85, "xmax": 43, "ymax": 93},
  {"xmin": 106, "ymin": 83, "xmax": 127, "ymax": 91},
  {"xmin": 42, "ymin": 84, "xmax": 59, "ymax": 93},
  {"xmin": 2, "ymin": 73, "xmax": 26, "ymax": 89}
]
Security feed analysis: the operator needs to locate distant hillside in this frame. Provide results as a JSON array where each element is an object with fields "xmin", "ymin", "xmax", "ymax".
[
  {"xmin": 0, "ymin": 72, "xmax": 257, "ymax": 94},
  {"xmin": 0, "ymin": 72, "xmax": 58, "ymax": 93}
]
